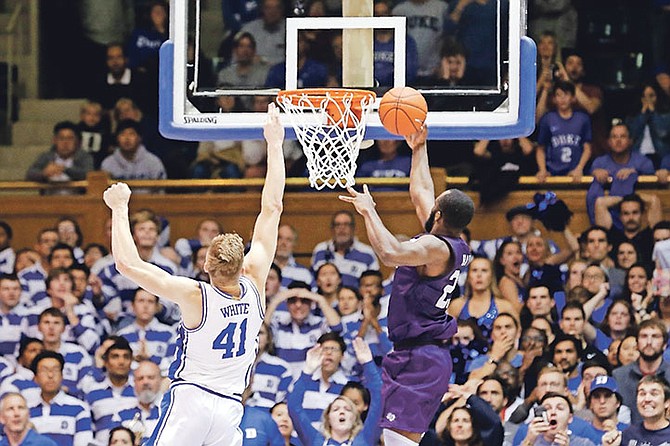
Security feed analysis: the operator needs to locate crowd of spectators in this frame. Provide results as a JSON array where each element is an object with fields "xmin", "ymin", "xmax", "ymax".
[
  {"xmin": 6, "ymin": 0, "xmax": 670, "ymax": 445},
  {"xmin": 28, "ymin": 0, "xmax": 670, "ymax": 192},
  {"xmin": 1, "ymin": 185, "xmax": 670, "ymax": 444}
]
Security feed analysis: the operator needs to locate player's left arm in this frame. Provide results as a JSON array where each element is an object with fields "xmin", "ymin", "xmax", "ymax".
[
  {"xmin": 339, "ymin": 185, "xmax": 450, "ymax": 267},
  {"xmin": 243, "ymin": 104, "xmax": 285, "ymax": 296}
]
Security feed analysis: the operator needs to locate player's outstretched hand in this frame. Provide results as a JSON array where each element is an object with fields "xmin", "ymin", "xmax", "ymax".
[
  {"xmin": 103, "ymin": 183, "xmax": 131, "ymax": 210},
  {"xmin": 352, "ymin": 337, "xmax": 373, "ymax": 365},
  {"xmin": 263, "ymin": 102, "xmax": 284, "ymax": 146},
  {"xmin": 338, "ymin": 185, "xmax": 376, "ymax": 216},
  {"xmin": 404, "ymin": 125, "xmax": 428, "ymax": 151}
]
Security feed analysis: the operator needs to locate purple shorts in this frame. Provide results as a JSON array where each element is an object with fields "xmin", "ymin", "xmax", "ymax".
[{"xmin": 379, "ymin": 344, "xmax": 452, "ymax": 433}]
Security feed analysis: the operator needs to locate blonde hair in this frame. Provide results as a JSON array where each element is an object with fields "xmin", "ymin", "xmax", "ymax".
[
  {"xmin": 464, "ymin": 257, "xmax": 502, "ymax": 300},
  {"xmin": 320, "ymin": 396, "xmax": 363, "ymax": 440},
  {"xmin": 207, "ymin": 233, "xmax": 245, "ymax": 277},
  {"xmin": 80, "ymin": 100, "xmax": 102, "ymax": 115},
  {"xmin": 129, "ymin": 209, "xmax": 160, "ymax": 234}
]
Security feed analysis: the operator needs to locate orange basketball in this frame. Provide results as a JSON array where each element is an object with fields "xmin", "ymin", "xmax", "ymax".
[{"xmin": 379, "ymin": 87, "xmax": 428, "ymax": 136}]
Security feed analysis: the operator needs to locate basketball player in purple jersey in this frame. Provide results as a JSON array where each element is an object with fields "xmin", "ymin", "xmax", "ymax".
[{"xmin": 339, "ymin": 126, "xmax": 474, "ymax": 446}]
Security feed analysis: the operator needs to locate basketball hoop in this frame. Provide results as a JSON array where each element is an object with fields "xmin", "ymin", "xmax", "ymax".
[{"xmin": 277, "ymin": 88, "xmax": 376, "ymax": 190}]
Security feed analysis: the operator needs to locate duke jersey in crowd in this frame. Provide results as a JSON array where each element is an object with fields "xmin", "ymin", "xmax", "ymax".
[
  {"xmin": 387, "ymin": 233, "xmax": 472, "ymax": 344},
  {"xmin": 169, "ymin": 276, "xmax": 264, "ymax": 400}
]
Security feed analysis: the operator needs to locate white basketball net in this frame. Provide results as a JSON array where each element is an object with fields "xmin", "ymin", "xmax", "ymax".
[{"xmin": 277, "ymin": 89, "xmax": 376, "ymax": 190}]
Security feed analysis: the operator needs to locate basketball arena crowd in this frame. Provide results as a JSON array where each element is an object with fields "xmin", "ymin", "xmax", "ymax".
[{"xmin": 3, "ymin": 0, "xmax": 670, "ymax": 445}]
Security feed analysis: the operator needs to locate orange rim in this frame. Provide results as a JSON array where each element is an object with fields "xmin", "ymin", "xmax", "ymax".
[{"xmin": 277, "ymin": 88, "xmax": 376, "ymax": 107}]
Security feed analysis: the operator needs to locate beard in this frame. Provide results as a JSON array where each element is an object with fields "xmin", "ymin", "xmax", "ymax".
[
  {"xmin": 424, "ymin": 209, "xmax": 437, "ymax": 233},
  {"xmin": 640, "ymin": 349, "xmax": 663, "ymax": 363},
  {"xmin": 137, "ymin": 389, "xmax": 158, "ymax": 405}
]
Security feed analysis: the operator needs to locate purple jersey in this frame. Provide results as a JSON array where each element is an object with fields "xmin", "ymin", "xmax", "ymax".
[
  {"xmin": 537, "ymin": 110, "xmax": 592, "ymax": 175},
  {"xmin": 387, "ymin": 234, "xmax": 472, "ymax": 344}
]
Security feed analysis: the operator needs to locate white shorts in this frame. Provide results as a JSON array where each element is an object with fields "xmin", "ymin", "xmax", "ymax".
[{"xmin": 144, "ymin": 382, "xmax": 243, "ymax": 446}]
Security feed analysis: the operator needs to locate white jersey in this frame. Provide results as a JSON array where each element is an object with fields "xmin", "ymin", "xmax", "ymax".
[{"xmin": 168, "ymin": 277, "xmax": 263, "ymax": 401}]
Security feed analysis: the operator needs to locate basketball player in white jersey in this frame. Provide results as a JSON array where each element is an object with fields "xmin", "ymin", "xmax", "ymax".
[{"xmin": 102, "ymin": 104, "xmax": 286, "ymax": 446}]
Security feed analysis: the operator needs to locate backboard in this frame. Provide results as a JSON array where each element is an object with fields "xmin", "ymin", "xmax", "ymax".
[{"xmin": 160, "ymin": 0, "xmax": 535, "ymax": 141}]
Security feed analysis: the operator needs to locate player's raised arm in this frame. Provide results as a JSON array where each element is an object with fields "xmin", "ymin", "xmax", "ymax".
[
  {"xmin": 103, "ymin": 183, "xmax": 200, "ymax": 306},
  {"xmin": 406, "ymin": 126, "xmax": 434, "ymax": 226},
  {"xmin": 339, "ymin": 185, "xmax": 450, "ymax": 267},
  {"xmin": 243, "ymin": 103, "xmax": 286, "ymax": 292}
]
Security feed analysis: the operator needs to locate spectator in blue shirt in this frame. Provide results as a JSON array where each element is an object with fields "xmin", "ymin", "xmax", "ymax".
[
  {"xmin": 0, "ymin": 392, "xmax": 57, "ymax": 446},
  {"xmin": 357, "ymin": 140, "xmax": 412, "ymax": 192}
]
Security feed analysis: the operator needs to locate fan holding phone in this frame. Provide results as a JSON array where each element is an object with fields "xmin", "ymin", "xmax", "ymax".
[{"xmin": 519, "ymin": 393, "xmax": 595, "ymax": 446}]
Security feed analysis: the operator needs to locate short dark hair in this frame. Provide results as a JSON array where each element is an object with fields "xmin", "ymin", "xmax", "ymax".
[
  {"xmin": 287, "ymin": 280, "xmax": 310, "ymax": 290},
  {"xmin": 437, "ymin": 189, "xmax": 474, "ymax": 231},
  {"xmin": 0, "ymin": 221, "xmax": 13, "ymax": 240},
  {"xmin": 30, "ymin": 350, "xmax": 65, "ymax": 375},
  {"xmin": 53, "ymin": 121, "xmax": 80, "ymax": 139},
  {"xmin": 317, "ymin": 332, "xmax": 346, "ymax": 353},
  {"xmin": 38, "ymin": 307, "xmax": 67, "ymax": 324},
  {"xmin": 109, "ymin": 426, "xmax": 136, "ymax": 444},
  {"xmin": 18, "ymin": 337, "xmax": 43, "ymax": 361},
  {"xmin": 132, "ymin": 288, "xmax": 158, "ymax": 303},
  {"xmin": 233, "ymin": 31, "xmax": 256, "ymax": 49},
  {"xmin": 561, "ymin": 301, "xmax": 586, "ymax": 320},
  {"xmin": 69, "ymin": 262, "xmax": 91, "ymax": 278},
  {"xmin": 269, "ymin": 263, "xmax": 282, "ymax": 282},
  {"xmin": 339, "ymin": 286, "xmax": 362, "ymax": 302},
  {"xmin": 359, "ymin": 269, "xmax": 382, "ymax": 282},
  {"xmin": 0, "ymin": 273, "xmax": 19, "ymax": 283},
  {"xmin": 495, "ymin": 312, "xmax": 519, "ymax": 330},
  {"xmin": 582, "ymin": 226, "xmax": 611, "ymax": 245},
  {"xmin": 103, "ymin": 338, "xmax": 133, "ymax": 360},
  {"xmin": 552, "ymin": 80, "xmax": 576, "ymax": 96},
  {"xmin": 618, "ymin": 194, "xmax": 645, "ymax": 214},
  {"xmin": 581, "ymin": 358, "xmax": 611, "ymax": 377},
  {"xmin": 331, "ymin": 210, "xmax": 355, "ymax": 228},
  {"xmin": 341, "ymin": 381, "xmax": 371, "ymax": 412},
  {"xmin": 47, "ymin": 243, "xmax": 75, "ymax": 264},
  {"xmin": 550, "ymin": 333, "xmax": 583, "ymax": 359},
  {"xmin": 540, "ymin": 392, "xmax": 573, "ymax": 413},
  {"xmin": 116, "ymin": 119, "xmax": 142, "ymax": 137},
  {"xmin": 653, "ymin": 221, "xmax": 670, "ymax": 232}
]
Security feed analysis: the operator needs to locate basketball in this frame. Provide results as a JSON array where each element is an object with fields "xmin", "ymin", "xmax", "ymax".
[{"xmin": 379, "ymin": 87, "xmax": 428, "ymax": 136}]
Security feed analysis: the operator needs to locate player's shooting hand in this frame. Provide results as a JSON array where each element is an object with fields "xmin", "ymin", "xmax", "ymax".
[
  {"xmin": 263, "ymin": 103, "xmax": 284, "ymax": 146},
  {"xmin": 103, "ymin": 182, "xmax": 132, "ymax": 209},
  {"xmin": 352, "ymin": 337, "xmax": 373, "ymax": 364},
  {"xmin": 338, "ymin": 185, "xmax": 376, "ymax": 216},
  {"xmin": 404, "ymin": 125, "xmax": 428, "ymax": 151}
]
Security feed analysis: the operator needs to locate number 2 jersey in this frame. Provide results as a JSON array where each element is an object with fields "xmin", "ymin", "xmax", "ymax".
[
  {"xmin": 387, "ymin": 233, "xmax": 472, "ymax": 344},
  {"xmin": 168, "ymin": 276, "xmax": 264, "ymax": 401}
]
